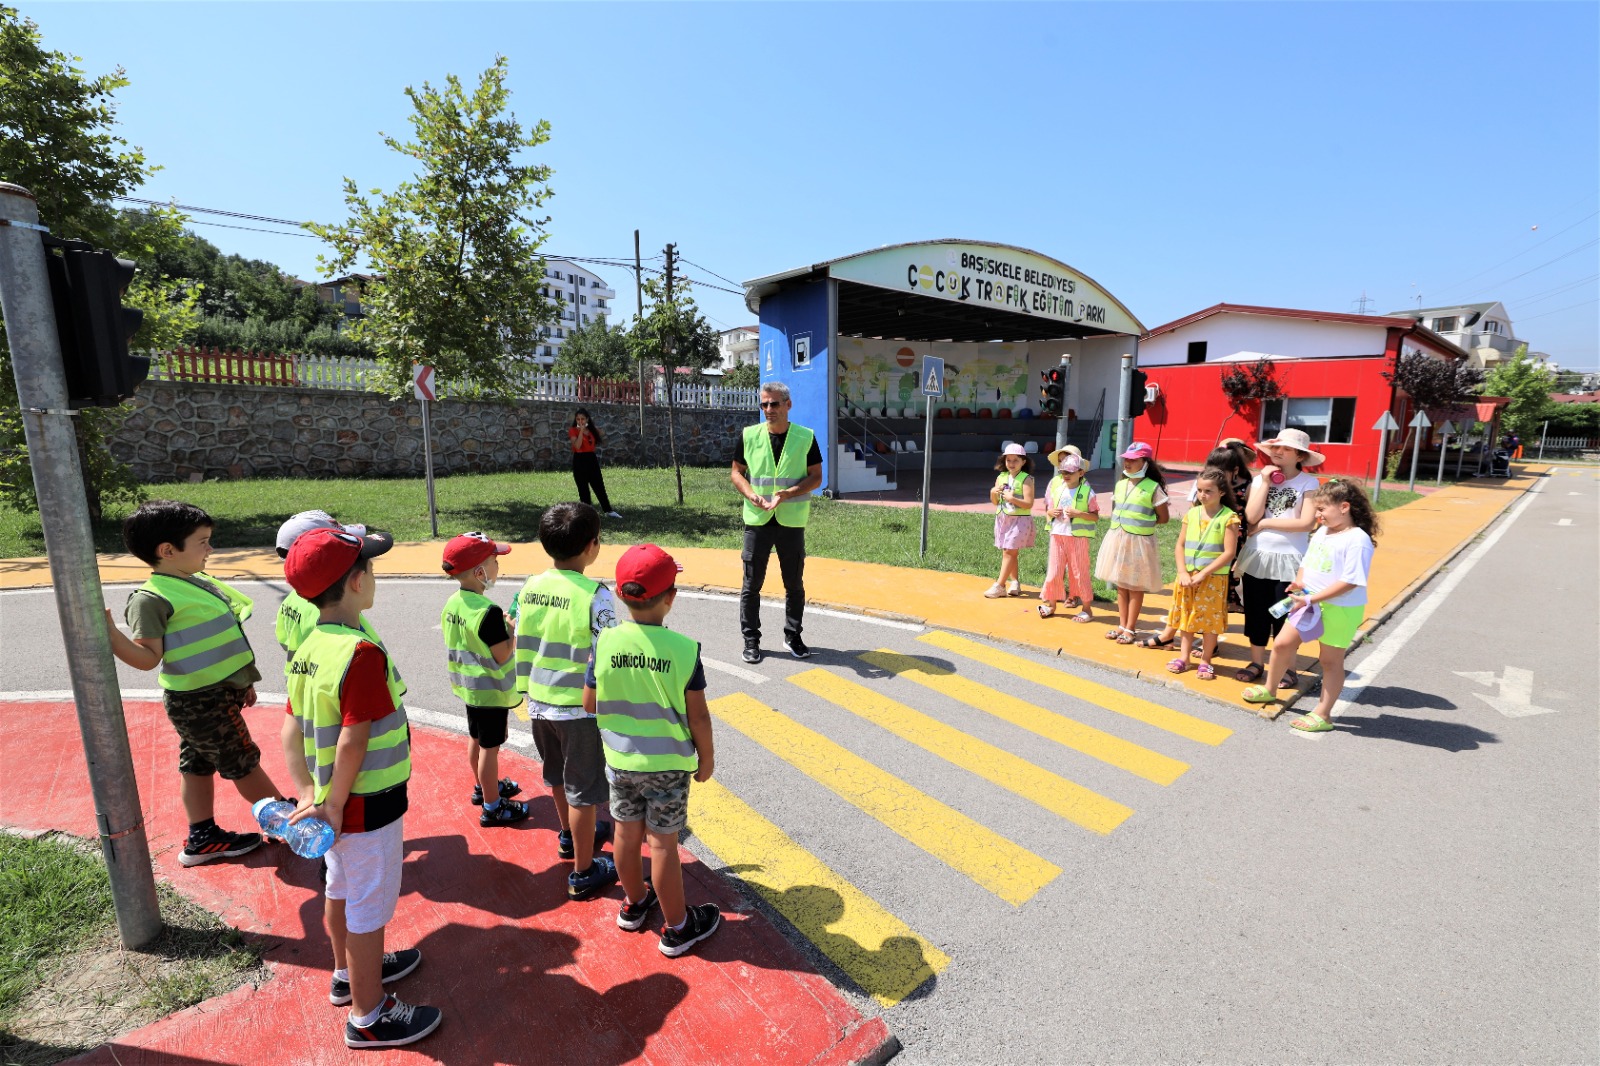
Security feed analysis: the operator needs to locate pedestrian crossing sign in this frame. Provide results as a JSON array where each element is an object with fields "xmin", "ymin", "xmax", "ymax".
[{"xmin": 921, "ymin": 355, "xmax": 945, "ymax": 397}]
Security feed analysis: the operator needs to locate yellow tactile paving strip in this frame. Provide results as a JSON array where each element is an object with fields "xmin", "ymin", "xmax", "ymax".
[{"xmin": 0, "ymin": 466, "xmax": 1545, "ymax": 717}]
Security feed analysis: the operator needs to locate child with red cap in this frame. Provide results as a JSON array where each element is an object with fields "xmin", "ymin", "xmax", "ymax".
[
  {"xmin": 584, "ymin": 543, "xmax": 721, "ymax": 956},
  {"xmin": 440, "ymin": 532, "xmax": 528, "ymax": 826}
]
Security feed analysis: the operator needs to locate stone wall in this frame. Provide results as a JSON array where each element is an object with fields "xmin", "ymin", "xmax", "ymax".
[{"xmin": 108, "ymin": 382, "xmax": 754, "ymax": 483}]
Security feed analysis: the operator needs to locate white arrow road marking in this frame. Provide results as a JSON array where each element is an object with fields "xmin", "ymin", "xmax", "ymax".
[
  {"xmin": 1452, "ymin": 667, "xmax": 1559, "ymax": 718},
  {"xmin": 1557, "ymin": 519, "xmax": 1573, "ymax": 526}
]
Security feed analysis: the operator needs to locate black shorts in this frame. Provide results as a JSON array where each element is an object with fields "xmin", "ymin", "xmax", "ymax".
[
  {"xmin": 465, "ymin": 706, "xmax": 510, "ymax": 749},
  {"xmin": 163, "ymin": 684, "xmax": 261, "ymax": 780}
]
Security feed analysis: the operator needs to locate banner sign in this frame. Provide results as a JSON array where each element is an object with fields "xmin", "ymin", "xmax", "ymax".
[{"xmin": 829, "ymin": 241, "xmax": 1142, "ymax": 337}]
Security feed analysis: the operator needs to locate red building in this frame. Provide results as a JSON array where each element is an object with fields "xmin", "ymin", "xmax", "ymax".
[{"xmin": 1133, "ymin": 304, "xmax": 1472, "ymax": 479}]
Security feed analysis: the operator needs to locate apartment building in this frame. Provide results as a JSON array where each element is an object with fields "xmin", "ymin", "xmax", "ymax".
[{"xmin": 536, "ymin": 259, "xmax": 618, "ymax": 365}]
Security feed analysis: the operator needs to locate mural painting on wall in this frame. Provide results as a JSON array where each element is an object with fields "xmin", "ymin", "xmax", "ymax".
[{"xmin": 837, "ymin": 338, "xmax": 1031, "ymax": 412}]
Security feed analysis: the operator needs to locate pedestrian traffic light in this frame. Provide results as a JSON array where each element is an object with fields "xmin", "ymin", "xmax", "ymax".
[
  {"xmin": 1039, "ymin": 367, "xmax": 1064, "ymax": 416},
  {"xmin": 45, "ymin": 245, "xmax": 148, "ymax": 408},
  {"xmin": 1127, "ymin": 368, "xmax": 1149, "ymax": 417}
]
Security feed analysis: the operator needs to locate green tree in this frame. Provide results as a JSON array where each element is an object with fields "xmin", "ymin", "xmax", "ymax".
[
  {"xmin": 0, "ymin": 6, "xmax": 197, "ymax": 519},
  {"xmin": 721, "ymin": 361, "xmax": 760, "ymax": 389},
  {"xmin": 308, "ymin": 56, "xmax": 557, "ymax": 397},
  {"xmin": 631, "ymin": 275, "xmax": 722, "ymax": 503},
  {"xmin": 552, "ymin": 315, "xmax": 633, "ymax": 378},
  {"xmin": 1482, "ymin": 345, "xmax": 1555, "ymax": 438}
]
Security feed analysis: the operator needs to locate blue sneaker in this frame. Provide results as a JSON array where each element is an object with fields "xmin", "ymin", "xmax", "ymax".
[
  {"xmin": 567, "ymin": 855, "xmax": 619, "ymax": 900},
  {"xmin": 556, "ymin": 820, "xmax": 613, "ymax": 860}
]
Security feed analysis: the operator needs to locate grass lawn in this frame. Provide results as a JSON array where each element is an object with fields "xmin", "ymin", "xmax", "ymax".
[
  {"xmin": 0, "ymin": 465, "xmax": 1422, "ymax": 601},
  {"xmin": 0, "ymin": 832, "xmax": 263, "ymax": 1064}
]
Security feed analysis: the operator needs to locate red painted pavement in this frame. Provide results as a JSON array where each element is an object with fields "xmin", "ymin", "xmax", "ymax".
[{"xmin": 0, "ymin": 698, "xmax": 896, "ymax": 1066}]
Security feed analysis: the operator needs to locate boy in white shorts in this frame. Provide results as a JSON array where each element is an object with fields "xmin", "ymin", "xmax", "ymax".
[{"xmin": 280, "ymin": 526, "xmax": 440, "ymax": 1050}]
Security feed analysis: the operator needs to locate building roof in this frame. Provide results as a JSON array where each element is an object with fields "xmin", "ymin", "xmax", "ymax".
[
  {"xmin": 1549, "ymin": 392, "xmax": 1600, "ymax": 404},
  {"xmin": 1386, "ymin": 302, "xmax": 1501, "ymax": 318},
  {"xmin": 1141, "ymin": 303, "xmax": 1469, "ymax": 358}
]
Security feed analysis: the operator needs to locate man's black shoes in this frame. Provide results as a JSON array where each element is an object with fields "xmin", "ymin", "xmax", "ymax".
[
  {"xmin": 784, "ymin": 636, "xmax": 812, "ymax": 660},
  {"xmin": 742, "ymin": 642, "xmax": 763, "ymax": 665}
]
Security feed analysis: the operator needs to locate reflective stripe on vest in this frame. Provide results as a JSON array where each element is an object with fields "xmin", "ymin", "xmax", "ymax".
[
  {"xmin": 514, "ymin": 570, "xmax": 599, "ymax": 706},
  {"xmin": 1046, "ymin": 477, "xmax": 1097, "ymax": 536},
  {"xmin": 996, "ymin": 471, "xmax": 1032, "ymax": 516},
  {"xmin": 441, "ymin": 589, "xmax": 520, "ymax": 708},
  {"xmin": 277, "ymin": 590, "xmax": 406, "ymax": 697},
  {"xmin": 286, "ymin": 624, "xmax": 410, "ymax": 803},
  {"xmin": 742, "ymin": 422, "xmax": 814, "ymax": 528},
  {"xmin": 1182, "ymin": 505, "xmax": 1236, "ymax": 574},
  {"xmin": 593, "ymin": 622, "xmax": 699, "ymax": 772},
  {"xmin": 141, "ymin": 574, "xmax": 255, "ymax": 691},
  {"xmin": 1111, "ymin": 477, "xmax": 1160, "ymax": 536}
]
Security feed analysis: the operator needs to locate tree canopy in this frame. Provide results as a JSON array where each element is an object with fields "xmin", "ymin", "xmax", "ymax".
[
  {"xmin": 552, "ymin": 316, "xmax": 633, "ymax": 379},
  {"xmin": 1482, "ymin": 345, "xmax": 1555, "ymax": 438}
]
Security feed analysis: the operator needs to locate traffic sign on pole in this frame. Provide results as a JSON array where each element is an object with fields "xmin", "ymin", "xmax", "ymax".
[
  {"xmin": 919, "ymin": 355, "xmax": 943, "ymax": 557},
  {"xmin": 1435, "ymin": 420, "xmax": 1457, "ymax": 485},
  {"xmin": 414, "ymin": 364, "xmax": 439, "ymax": 536},
  {"xmin": 1407, "ymin": 410, "xmax": 1432, "ymax": 492},
  {"xmin": 921, "ymin": 355, "xmax": 945, "ymax": 398},
  {"xmin": 413, "ymin": 364, "xmax": 436, "ymax": 402},
  {"xmin": 1371, "ymin": 411, "xmax": 1401, "ymax": 502}
]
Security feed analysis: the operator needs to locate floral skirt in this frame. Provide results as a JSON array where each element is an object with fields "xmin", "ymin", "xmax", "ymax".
[{"xmin": 1171, "ymin": 572, "xmax": 1230, "ymax": 635}]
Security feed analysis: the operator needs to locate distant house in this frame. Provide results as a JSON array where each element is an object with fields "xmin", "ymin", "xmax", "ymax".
[
  {"xmin": 717, "ymin": 326, "xmax": 759, "ymax": 372},
  {"xmin": 537, "ymin": 259, "xmax": 617, "ymax": 366},
  {"xmin": 1385, "ymin": 301, "xmax": 1524, "ymax": 368},
  {"xmin": 1133, "ymin": 303, "xmax": 1472, "ymax": 479}
]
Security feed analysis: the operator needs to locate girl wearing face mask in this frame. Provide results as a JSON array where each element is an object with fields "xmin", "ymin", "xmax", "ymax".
[
  {"xmin": 1093, "ymin": 441, "xmax": 1171, "ymax": 643},
  {"xmin": 1038, "ymin": 446, "xmax": 1099, "ymax": 621}
]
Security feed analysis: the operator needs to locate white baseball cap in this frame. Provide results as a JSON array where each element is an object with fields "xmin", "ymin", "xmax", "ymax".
[{"xmin": 275, "ymin": 510, "xmax": 366, "ymax": 558}]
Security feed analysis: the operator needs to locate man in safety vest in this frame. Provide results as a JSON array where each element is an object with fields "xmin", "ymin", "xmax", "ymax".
[
  {"xmin": 730, "ymin": 380, "xmax": 823, "ymax": 664},
  {"xmin": 278, "ymin": 526, "xmax": 440, "ymax": 1050}
]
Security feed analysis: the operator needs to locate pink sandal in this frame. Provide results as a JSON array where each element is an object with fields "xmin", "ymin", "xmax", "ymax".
[
  {"xmin": 1166, "ymin": 657, "xmax": 1187, "ymax": 674},
  {"xmin": 1196, "ymin": 663, "xmax": 1216, "ymax": 680}
]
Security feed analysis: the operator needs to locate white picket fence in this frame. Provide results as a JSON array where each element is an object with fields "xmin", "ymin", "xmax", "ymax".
[
  {"xmin": 1536, "ymin": 434, "xmax": 1599, "ymax": 455},
  {"xmin": 148, "ymin": 351, "xmax": 759, "ymax": 411}
]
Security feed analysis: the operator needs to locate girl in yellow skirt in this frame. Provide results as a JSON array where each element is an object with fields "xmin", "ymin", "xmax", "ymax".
[
  {"xmin": 1094, "ymin": 441, "xmax": 1171, "ymax": 643},
  {"xmin": 1167, "ymin": 468, "xmax": 1241, "ymax": 679}
]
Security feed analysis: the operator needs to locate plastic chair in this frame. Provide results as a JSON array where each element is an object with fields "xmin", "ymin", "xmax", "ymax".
[
  {"xmin": 977, "ymin": 407, "xmax": 993, "ymax": 419},
  {"xmin": 904, "ymin": 440, "xmax": 918, "ymax": 452},
  {"xmin": 997, "ymin": 409, "xmax": 1012, "ymax": 419},
  {"xmin": 957, "ymin": 408, "xmax": 973, "ymax": 418},
  {"xmin": 890, "ymin": 440, "xmax": 903, "ymax": 453},
  {"xmin": 1024, "ymin": 441, "xmax": 1038, "ymax": 453}
]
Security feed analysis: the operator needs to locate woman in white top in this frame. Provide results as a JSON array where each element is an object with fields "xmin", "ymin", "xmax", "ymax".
[{"xmin": 1232, "ymin": 428, "xmax": 1323, "ymax": 686}]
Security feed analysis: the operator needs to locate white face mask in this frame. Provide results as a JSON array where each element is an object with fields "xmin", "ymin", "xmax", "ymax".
[
  {"xmin": 476, "ymin": 567, "xmax": 496, "ymax": 591},
  {"xmin": 1125, "ymin": 463, "xmax": 1147, "ymax": 479}
]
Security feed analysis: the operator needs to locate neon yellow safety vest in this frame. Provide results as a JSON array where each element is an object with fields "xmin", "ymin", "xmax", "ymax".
[
  {"xmin": 139, "ymin": 573, "xmax": 255, "ymax": 691},
  {"xmin": 742, "ymin": 422, "xmax": 814, "ymax": 527},
  {"xmin": 277, "ymin": 590, "xmax": 407, "ymax": 696},
  {"xmin": 287, "ymin": 623, "xmax": 410, "ymax": 805},
  {"xmin": 1046, "ymin": 477, "xmax": 1097, "ymax": 537},
  {"xmin": 1182, "ymin": 505, "xmax": 1237, "ymax": 574},
  {"xmin": 441, "ymin": 589, "xmax": 520, "ymax": 709},
  {"xmin": 995, "ymin": 471, "xmax": 1032, "ymax": 517},
  {"xmin": 593, "ymin": 622, "xmax": 700, "ymax": 773},
  {"xmin": 514, "ymin": 569, "xmax": 599, "ymax": 706},
  {"xmin": 1111, "ymin": 477, "xmax": 1160, "ymax": 536}
]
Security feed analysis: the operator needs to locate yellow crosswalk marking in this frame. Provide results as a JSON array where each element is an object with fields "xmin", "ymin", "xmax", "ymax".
[
  {"xmin": 862, "ymin": 650, "xmax": 1190, "ymax": 786},
  {"xmin": 688, "ymin": 778, "xmax": 951, "ymax": 1007},
  {"xmin": 790, "ymin": 670, "xmax": 1132, "ymax": 835},
  {"xmin": 710, "ymin": 693, "xmax": 1061, "ymax": 905},
  {"xmin": 918, "ymin": 630, "xmax": 1233, "ymax": 746}
]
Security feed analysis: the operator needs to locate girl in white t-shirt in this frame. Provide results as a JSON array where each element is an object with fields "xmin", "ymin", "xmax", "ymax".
[
  {"xmin": 1233, "ymin": 429, "xmax": 1323, "ymax": 687},
  {"xmin": 1243, "ymin": 479, "xmax": 1379, "ymax": 731},
  {"xmin": 1038, "ymin": 448, "xmax": 1099, "ymax": 622}
]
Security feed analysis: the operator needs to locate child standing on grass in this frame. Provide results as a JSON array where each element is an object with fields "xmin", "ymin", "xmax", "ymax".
[
  {"xmin": 586, "ymin": 544, "xmax": 721, "ymax": 956},
  {"xmin": 1093, "ymin": 442, "xmax": 1172, "ymax": 643},
  {"xmin": 1167, "ymin": 469, "xmax": 1241, "ymax": 680},
  {"xmin": 440, "ymin": 532, "xmax": 529, "ymax": 827},
  {"xmin": 106, "ymin": 500, "xmax": 284, "ymax": 867},
  {"xmin": 1242, "ymin": 479, "xmax": 1379, "ymax": 731},
  {"xmin": 1039, "ymin": 447, "xmax": 1099, "ymax": 622},
  {"xmin": 986, "ymin": 442, "xmax": 1036, "ymax": 599},
  {"xmin": 279, "ymin": 527, "xmax": 439, "ymax": 1049}
]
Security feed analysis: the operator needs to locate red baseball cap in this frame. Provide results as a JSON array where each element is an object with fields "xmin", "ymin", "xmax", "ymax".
[
  {"xmin": 615, "ymin": 543, "xmax": 682, "ymax": 601},
  {"xmin": 284, "ymin": 527, "xmax": 394, "ymax": 599},
  {"xmin": 442, "ymin": 531, "xmax": 512, "ymax": 576}
]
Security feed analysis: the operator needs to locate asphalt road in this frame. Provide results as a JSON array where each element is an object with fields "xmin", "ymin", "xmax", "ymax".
[{"xmin": 2, "ymin": 473, "xmax": 1594, "ymax": 1065}]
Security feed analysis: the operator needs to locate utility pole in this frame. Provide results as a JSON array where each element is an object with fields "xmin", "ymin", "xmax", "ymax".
[
  {"xmin": 0, "ymin": 182, "xmax": 162, "ymax": 948},
  {"xmin": 634, "ymin": 229, "xmax": 645, "ymax": 441},
  {"xmin": 662, "ymin": 242, "xmax": 683, "ymax": 503}
]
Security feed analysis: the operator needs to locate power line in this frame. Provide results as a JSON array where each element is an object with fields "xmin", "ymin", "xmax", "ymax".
[
  {"xmin": 678, "ymin": 256, "xmax": 742, "ymax": 289},
  {"xmin": 1431, "ymin": 210, "xmax": 1599, "ymax": 297},
  {"xmin": 1515, "ymin": 297, "xmax": 1600, "ymax": 323},
  {"xmin": 183, "ymin": 219, "xmax": 319, "ymax": 238},
  {"xmin": 115, "ymin": 195, "xmax": 310, "ymax": 228},
  {"xmin": 1504, "ymin": 273, "xmax": 1600, "ymax": 309},
  {"xmin": 1462, "ymin": 238, "xmax": 1600, "ymax": 300}
]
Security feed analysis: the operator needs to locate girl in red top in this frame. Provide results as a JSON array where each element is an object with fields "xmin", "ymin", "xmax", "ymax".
[{"xmin": 568, "ymin": 409, "xmax": 621, "ymax": 519}]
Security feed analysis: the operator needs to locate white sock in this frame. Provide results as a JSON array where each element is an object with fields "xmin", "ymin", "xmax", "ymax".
[
  {"xmin": 333, "ymin": 967, "xmax": 350, "ymax": 982},
  {"xmin": 350, "ymin": 999, "xmax": 385, "ymax": 1027}
]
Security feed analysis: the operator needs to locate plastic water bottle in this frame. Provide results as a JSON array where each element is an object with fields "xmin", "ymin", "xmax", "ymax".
[
  {"xmin": 252, "ymin": 799, "xmax": 335, "ymax": 859},
  {"xmin": 1268, "ymin": 596, "xmax": 1297, "ymax": 619}
]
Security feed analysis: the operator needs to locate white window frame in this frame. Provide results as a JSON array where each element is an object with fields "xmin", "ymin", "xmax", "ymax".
[{"xmin": 1260, "ymin": 396, "xmax": 1357, "ymax": 444}]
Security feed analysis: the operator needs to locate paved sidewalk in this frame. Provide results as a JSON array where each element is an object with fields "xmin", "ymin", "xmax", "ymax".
[
  {"xmin": 0, "ymin": 467, "xmax": 1545, "ymax": 718},
  {"xmin": 0, "ymin": 698, "xmax": 893, "ymax": 1066}
]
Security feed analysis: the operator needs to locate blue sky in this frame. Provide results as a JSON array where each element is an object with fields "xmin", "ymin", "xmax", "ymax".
[{"xmin": 25, "ymin": 2, "xmax": 1600, "ymax": 369}]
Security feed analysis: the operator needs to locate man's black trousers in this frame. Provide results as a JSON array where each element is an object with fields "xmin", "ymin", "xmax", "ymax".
[{"xmin": 740, "ymin": 521, "xmax": 805, "ymax": 644}]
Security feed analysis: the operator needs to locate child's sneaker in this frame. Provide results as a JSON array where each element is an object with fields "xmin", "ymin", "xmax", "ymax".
[
  {"xmin": 329, "ymin": 948, "xmax": 423, "ymax": 1005},
  {"xmin": 567, "ymin": 855, "xmax": 619, "ymax": 900},
  {"xmin": 618, "ymin": 881, "xmax": 658, "ymax": 931},
  {"xmin": 343, "ymin": 994, "xmax": 442, "ymax": 1049},
  {"xmin": 470, "ymin": 778, "xmax": 522, "ymax": 806},
  {"xmin": 556, "ymin": 820, "xmax": 613, "ymax": 860},
  {"xmin": 479, "ymin": 799, "xmax": 531, "ymax": 827},
  {"xmin": 179, "ymin": 826, "xmax": 262, "ymax": 867},
  {"xmin": 658, "ymin": 903, "xmax": 721, "ymax": 957}
]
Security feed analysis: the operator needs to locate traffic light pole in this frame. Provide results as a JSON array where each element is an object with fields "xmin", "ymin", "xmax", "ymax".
[
  {"xmin": 0, "ymin": 183, "xmax": 162, "ymax": 948},
  {"xmin": 1054, "ymin": 353, "xmax": 1072, "ymax": 451},
  {"xmin": 1116, "ymin": 353, "xmax": 1134, "ymax": 457}
]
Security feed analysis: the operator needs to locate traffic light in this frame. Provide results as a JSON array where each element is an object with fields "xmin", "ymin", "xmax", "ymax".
[
  {"xmin": 1127, "ymin": 368, "xmax": 1149, "ymax": 417},
  {"xmin": 45, "ymin": 246, "xmax": 148, "ymax": 408},
  {"xmin": 1039, "ymin": 367, "xmax": 1064, "ymax": 416}
]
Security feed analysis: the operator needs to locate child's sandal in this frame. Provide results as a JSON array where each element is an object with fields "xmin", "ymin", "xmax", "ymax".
[
  {"xmin": 1166, "ymin": 657, "xmax": 1187, "ymax": 674},
  {"xmin": 1103, "ymin": 626, "xmax": 1124, "ymax": 641},
  {"xmin": 1070, "ymin": 610, "xmax": 1093, "ymax": 623},
  {"xmin": 1196, "ymin": 663, "xmax": 1216, "ymax": 680},
  {"xmin": 1115, "ymin": 628, "xmax": 1137, "ymax": 645},
  {"xmin": 1037, "ymin": 603, "xmax": 1056, "ymax": 618}
]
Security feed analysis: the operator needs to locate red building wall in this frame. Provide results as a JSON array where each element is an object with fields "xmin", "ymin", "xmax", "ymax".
[{"xmin": 1135, "ymin": 356, "xmax": 1402, "ymax": 478}]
